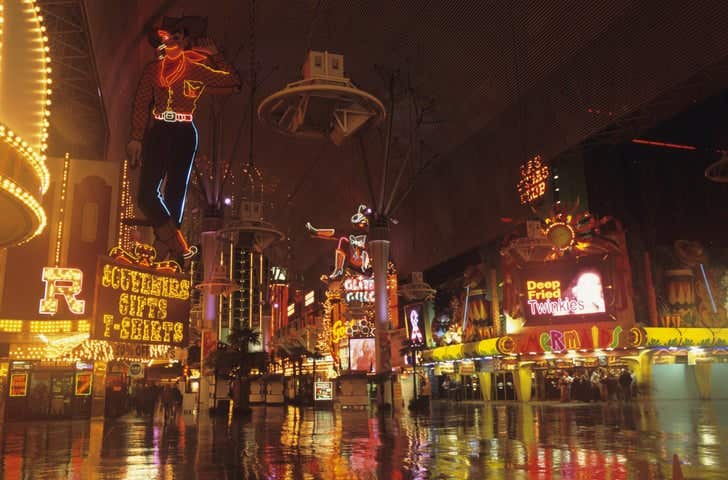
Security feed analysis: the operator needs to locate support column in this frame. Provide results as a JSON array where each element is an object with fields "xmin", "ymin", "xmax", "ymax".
[
  {"xmin": 0, "ymin": 361, "xmax": 8, "ymax": 425},
  {"xmin": 694, "ymin": 362, "xmax": 712, "ymax": 400},
  {"xmin": 90, "ymin": 361, "xmax": 107, "ymax": 419},
  {"xmin": 489, "ymin": 268, "xmax": 501, "ymax": 336},
  {"xmin": 199, "ymin": 217, "xmax": 223, "ymax": 414},
  {"xmin": 369, "ymin": 216, "xmax": 391, "ymax": 407},
  {"xmin": 514, "ymin": 363, "xmax": 533, "ymax": 402},
  {"xmin": 644, "ymin": 252, "xmax": 660, "ymax": 327},
  {"xmin": 478, "ymin": 372, "xmax": 492, "ymax": 401}
]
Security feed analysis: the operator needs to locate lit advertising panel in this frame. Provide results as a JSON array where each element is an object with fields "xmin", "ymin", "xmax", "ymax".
[
  {"xmin": 404, "ymin": 303, "xmax": 426, "ymax": 346},
  {"xmin": 521, "ymin": 257, "xmax": 611, "ymax": 324},
  {"xmin": 91, "ymin": 257, "xmax": 190, "ymax": 346},
  {"xmin": 349, "ymin": 337, "xmax": 375, "ymax": 372},
  {"xmin": 9, "ymin": 373, "xmax": 28, "ymax": 397},
  {"xmin": 314, "ymin": 381, "xmax": 333, "ymax": 401},
  {"xmin": 75, "ymin": 371, "xmax": 93, "ymax": 396}
]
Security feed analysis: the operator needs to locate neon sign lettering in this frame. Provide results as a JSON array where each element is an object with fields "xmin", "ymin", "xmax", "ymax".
[
  {"xmin": 39, "ymin": 267, "xmax": 86, "ymax": 315},
  {"xmin": 517, "ymin": 155, "xmax": 549, "ymax": 205},
  {"xmin": 525, "ymin": 273, "xmax": 607, "ymax": 317},
  {"xmin": 538, "ymin": 325, "xmax": 622, "ymax": 352},
  {"xmin": 343, "ymin": 276, "xmax": 375, "ymax": 303},
  {"xmin": 528, "ymin": 298, "xmax": 585, "ymax": 315},
  {"xmin": 92, "ymin": 259, "xmax": 190, "ymax": 346}
]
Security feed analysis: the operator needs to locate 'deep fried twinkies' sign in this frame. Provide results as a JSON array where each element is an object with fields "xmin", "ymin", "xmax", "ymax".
[
  {"xmin": 521, "ymin": 257, "xmax": 610, "ymax": 323},
  {"xmin": 91, "ymin": 257, "xmax": 190, "ymax": 346}
]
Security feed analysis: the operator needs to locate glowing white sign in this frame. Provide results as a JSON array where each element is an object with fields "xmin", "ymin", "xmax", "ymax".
[
  {"xmin": 343, "ymin": 276, "xmax": 375, "ymax": 303},
  {"xmin": 304, "ymin": 290, "xmax": 315, "ymax": 307},
  {"xmin": 525, "ymin": 271, "xmax": 606, "ymax": 317}
]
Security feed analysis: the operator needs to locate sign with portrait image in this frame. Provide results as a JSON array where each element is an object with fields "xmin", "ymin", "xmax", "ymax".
[
  {"xmin": 349, "ymin": 337, "xmax": 375, "ymax": 372},
  {"xmin": 520, "ymin": 256, "xmax": 611, "ymax": 324}
]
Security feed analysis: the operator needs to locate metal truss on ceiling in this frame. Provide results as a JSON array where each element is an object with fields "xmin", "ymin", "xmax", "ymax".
[
  {"xmin": 38, "ymin": 0, "xmax": 108, "ymax": 160},
  {"xmin": 566, "ymin": 55, "xmax": 728, "ymax": 157}
]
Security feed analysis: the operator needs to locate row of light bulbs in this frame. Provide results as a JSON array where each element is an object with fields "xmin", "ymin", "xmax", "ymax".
[{"xmin": 0, "ymin": 1, "xmax": 53, "ymax": 244}]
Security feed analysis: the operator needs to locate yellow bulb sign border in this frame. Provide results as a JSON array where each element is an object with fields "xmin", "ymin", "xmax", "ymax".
[{"xmin": 90, "ymin": 256, "xmax": 190, "ymax": 347}]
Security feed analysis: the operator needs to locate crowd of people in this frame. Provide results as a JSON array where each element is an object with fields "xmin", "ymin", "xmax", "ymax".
[
  {"xmin": 558, "ymin": 368, "xmax": 637, "ymax": 402},
  {"xmin": 131, "ymin": 382, "xmax": 183, "ymax": 423}
]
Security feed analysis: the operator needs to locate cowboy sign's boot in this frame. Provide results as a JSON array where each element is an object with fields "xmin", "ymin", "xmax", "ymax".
[{"xmin": 329, "ymin": 248, "xmax": 346, "ymax": 279}]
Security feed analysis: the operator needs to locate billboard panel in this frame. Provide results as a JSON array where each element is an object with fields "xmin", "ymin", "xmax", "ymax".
[
  {"xmin": 520, "ymin": 256, "xmax": 611, "ymax": 325},
  {"xmin": 91, "ymin": 257, "xmax": 190, "ymax": 346},
  {"xmin": 349, "ymin": 337, "xmax": 375, "ymax": 372}
]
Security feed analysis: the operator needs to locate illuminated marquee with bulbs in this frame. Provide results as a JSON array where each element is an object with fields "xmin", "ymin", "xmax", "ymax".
[
  {"xmin": 517, "ymin": 155, "xmax": 549, "ymax": 205},
  {"xmin": 91, "ymin": 256, "xmax": 190, "ymax": 347},
  {"xmin": 39, "ymin": 267, "xmax": 85, "ymax": 315}
]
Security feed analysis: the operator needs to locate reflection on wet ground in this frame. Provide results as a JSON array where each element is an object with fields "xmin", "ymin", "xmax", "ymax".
[{"xmin": 1, "ymin": 399, "xmax": 727, "ymax": 479}]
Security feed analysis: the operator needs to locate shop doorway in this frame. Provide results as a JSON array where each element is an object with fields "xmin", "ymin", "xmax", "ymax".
[
  {"xmin": 49, "ymin": 373, "xmax": 74, "ymax": 418},
  {"xmin": 492, "ymin": 372, "xmax": 516, "ymax": 400}
]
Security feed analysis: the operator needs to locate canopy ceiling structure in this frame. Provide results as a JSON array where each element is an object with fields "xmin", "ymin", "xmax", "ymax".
[{"xmin": 78, "ymin": 0, "xmax": 728, "ymax": 284}]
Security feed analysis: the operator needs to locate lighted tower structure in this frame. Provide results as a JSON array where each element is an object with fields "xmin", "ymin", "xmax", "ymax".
[{"xmin": 218, "ymin": 166, "xmax": 284, "ymax": 346}]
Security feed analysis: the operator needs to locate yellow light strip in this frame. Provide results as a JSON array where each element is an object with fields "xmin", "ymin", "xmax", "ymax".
[
  {"xmin": 54, "ymin": 152, "xmax": 70, "ymax": 265},
  {"xmin": 30, "ymin": 319, "xmax": 72, "ymax": 333},
  {"xmin": 0, "ymin": 319, "xmax": 23, "ymax": 333},
  {"xmin": 0, "ymin": 3, "xmax": 4, "ymax": 80},
  {"xmin": 0, "ymin": 123, "xmax": 50, "ymax": 193},
  {"xmin": 118, "ymin": 158, "xmax": 129, "ymax": 248},
  {"xmin": 0, "ymin": 174, "xmax": 46, "ymax": 242},
  {"xmin": 8, "ymin": 1, "xmax": 53, "ymax": 194}
]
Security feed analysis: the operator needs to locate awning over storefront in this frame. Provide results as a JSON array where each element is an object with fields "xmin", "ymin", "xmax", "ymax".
[
  {"xmin": 643, "ymin": 327, "xmax": 728, "ymax": 347},
  {"xmin": 421, "ymin": 328, "xmax": 728, "ymax": 364},
  {"xmin": 424, "ymin": 337, "xmax": 501, "ymax": 363}
]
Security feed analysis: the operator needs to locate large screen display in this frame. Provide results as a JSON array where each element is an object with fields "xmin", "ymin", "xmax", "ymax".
[
  {"xmin": 521, "ymin": 257, "xmax": 610, "ymax": 324},
  {"xmin": 349, "ymin": 337, "xmax": 375, "ymax": 372}
]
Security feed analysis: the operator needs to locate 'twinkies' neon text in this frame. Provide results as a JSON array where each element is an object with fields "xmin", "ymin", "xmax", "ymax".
[{"xmin": 527, "ymin": 297, "xmax": 585, "ymax": 315}]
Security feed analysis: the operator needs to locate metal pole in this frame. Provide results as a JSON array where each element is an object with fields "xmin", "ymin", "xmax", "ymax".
[
  {"xmin": 198, "ymin": 328, "xmax": 205, "ymax": 415},
  {"xmin": 369, "ymin": 215, "xmax": 391, "ymax": 407},
  {"xmin": 412, "ymin": 349, "xmax": 418, "ymax": 402}
]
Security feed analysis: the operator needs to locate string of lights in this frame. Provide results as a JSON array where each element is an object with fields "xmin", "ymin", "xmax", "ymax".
[
  {"xmin": 53, "ymin": 153, "xmax": 70, "ymax": 265},
  {"xmin": 0, "ymin": 174, "xmax": 47, "ymax": 241}
]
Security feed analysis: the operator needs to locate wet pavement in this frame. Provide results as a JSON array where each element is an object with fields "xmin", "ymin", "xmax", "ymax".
[{"xmin": 1, "ymin": 399, "xmax": 727, "ymax": 479}]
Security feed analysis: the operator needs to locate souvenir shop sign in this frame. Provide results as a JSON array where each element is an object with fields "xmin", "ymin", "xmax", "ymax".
[{"xmin": 91, "ymin": 257, "xmax": 190, "ymax": 346}]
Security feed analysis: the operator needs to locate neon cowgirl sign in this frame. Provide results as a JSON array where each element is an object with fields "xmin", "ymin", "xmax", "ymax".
[{"xmin": 343, "ymin": 276, "xmax": 374, "ymax": 303}]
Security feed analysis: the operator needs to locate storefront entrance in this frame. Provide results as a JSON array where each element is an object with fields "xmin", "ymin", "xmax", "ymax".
[
  {"xmin": 491, "ymin": 372, "xmax": 516, "ymax": 400},
  {"xmin": 6, "ymin": 362, "xmax": 94, "ymax": 421}
]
